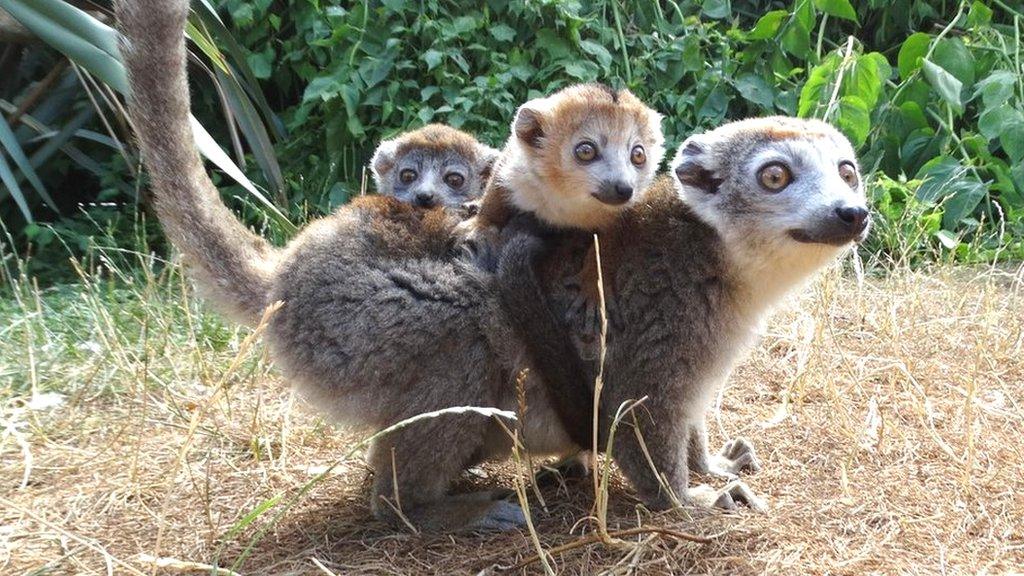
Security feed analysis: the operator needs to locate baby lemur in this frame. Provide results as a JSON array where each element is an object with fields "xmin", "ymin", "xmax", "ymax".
[
  {"xmin": 499, "ymin": 115, "xmax": 871, "ymax": 508},
  {"xmin": 470, "ymin": 84, "xmax": 664, "ymax": 232},
  {"xmin": 371, "ymin": 124, "xmax": 498, "ymax": 208},
  {"xmin": 118, "ymin": 0, "xmax": 867, "ymax": 531},
  {"xmin": 468, "ymin": 83, "xmax": 664, "ymax": 449}
]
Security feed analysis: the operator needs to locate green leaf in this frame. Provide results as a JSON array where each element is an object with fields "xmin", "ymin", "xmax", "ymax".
[
  {"xmin": 914, "ymin": 157, "xmax": 988, "ymax": 228},
  {"xmin": 8, "ymin": 0, "xmax": 120, "ymax": 60},
  {"xmin": 564, "ymin": 60, "xmax": 600, "ymax": 81},
  {"xmin": 798, "ymin": 53, "xmax": 840, "ymax": 117},
  {"xmin": 0, "ymin": 149, "xmax": 33, "ymax": 221},
  {"xmin": 1000, "ymin": 120, "xmax": 1024, "ymax": 163},
  {"xmin": 747, "ymin": 9, "xmax": 788, "ymax": 39},
  {"xmin": 845, "ymin": 52, "xmax": 891, "ymax": 109},
  {"xmin": 231, "ymin": 3, "xmax": 254, "ymax": 26},
  {"xmin": 580, "ymin": 40, "xmax": 613, "ymax": 70},
  {"xmin": 897, "ymin": 32, "xmax": 931, "ymax": 81},
  {"xmin": 489, "ymin": 24, "xmax": 516, "ymax": 42},
  {"xmin": 0, "ymin": 115, "xmax": 55, "ymax": 210},
  {"xmin": 934, "ymin": 229, "xmax": 960, "ymax": 249},
  {"xmin": 422, "ymin": 49, "xmax": 443, "ymax": 71},
  {"xmin": 794, "ymin": 0, "xmax": 816, "ymax": 29},
  {"xmin": 781, "ymin": 19, "xmax": 811, "ymax": 59},
  {"xmin": 942, "ymin": 180, "xmax": 988, "ymax": 228},
  {"xmin": 978, "ymin": 104, "xmax": 1021, "ymax": 140},
  {"xmin": 679, "ymin": 35, "xmax": 703, "ymax": 72},
  {"xmin": 931, "ymin": 38, "xmax": 975, "ymax": 89},
  {"xmin": 246, "ymin": 52, "xmax": 272, "ymax": 80},
  {"xmin": 0, "ymin": 0, "xmax": 127, "ymax": 92},
  {"xmin": 214, "ymin": 67, "xmax": 284, "ymax": 194},
  {"xmin": 697, "ymin": 84, "xmax": 730, "ymax": 122},
  {"xmin": 974, "ymin": 70, "xmax": 1016, "ymax": 108},
  {"xmin": 836, "ymin": 95, "xmax": 871, "ymax": 146},
  {"xmin": 812, "ymin": 0, "xmax": 858, "ymax": 22},
  {"xmin": 190, "ymin": 5, "xmax": 285, "ymax": 139},
  {"xmin": 967, "ymin": 0, "xmax": 993, "ymax": 27},
  {"xmin": 734, "ymin": 73, "xmax": 775, "ymax": 109},
  {"xmin": 702, "ymin": 0, "xmax": 731, "ymax": 19},
  {"xmin": 535, "ymin": 30, "xmax": 571, "ymax": 59},
  {"xmin": 922, "ymin": 59, "xmax": 963, "ymax": 113},
  {"xmin": 897, "ymin": 101, "xmax": 929, "ymax": 131}
]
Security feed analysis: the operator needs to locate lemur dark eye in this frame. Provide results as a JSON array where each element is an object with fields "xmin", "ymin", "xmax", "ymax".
[
  {"xmin": 444, "ymin": 172, "xmax": 465, "ymax": 189},
  {"xmin": 758, "ymin": 162, "xmax": 792, "ymax": 192},
  {"xmin": 630, "ymin": 145, "xmax": 646, "ymax": 167},
  {"xmin": 838, "ymin": 161, "xmax": 859, "ymax": 188},
  {"xmin": 399, "ymin": 169, "xmax": 417, "ymax": 184},
  {"xmin": 574, "ymin": 141, "xmax": 598, "ymax": 163}
]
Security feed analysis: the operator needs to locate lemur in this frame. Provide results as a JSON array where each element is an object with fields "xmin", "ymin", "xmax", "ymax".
[
  {"xmin": 118, "ymin": 0, "xmax": 867, "ymax": 532},
  {"xmin": 465, "ymin": 84, "xmax": 664, "ymax": 452},
  {"xmin": 498, "ymin": 115, "xmax": 870, "ymax": 506},
  {"xmin": 370, "ymin": 124, "xmax": 499, "ymax": 209},
  {"xmin": 469, "ymin": 84, "xmax": 663, "ymax": 232}
]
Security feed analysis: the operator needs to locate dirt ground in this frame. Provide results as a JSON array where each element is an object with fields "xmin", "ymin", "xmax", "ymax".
[{"xmin": 2, "ymin": 265, "xmax": 1023, "ymax": 575}]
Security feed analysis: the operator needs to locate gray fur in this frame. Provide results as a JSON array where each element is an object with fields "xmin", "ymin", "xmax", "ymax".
[
  {"xmin": 116, "ymin": 0, "xmax": 276, "ymax": 325},
  {"xmin": 500, "ymin": 117, "xmax": 868, "ymax": 509},
  {"xmin": 371, "ymin": 127, "xmax": 498, "ymax": 208},
  {"xmin": 117, "ymin": 0, "xmax": 864, "ymax": 532}
]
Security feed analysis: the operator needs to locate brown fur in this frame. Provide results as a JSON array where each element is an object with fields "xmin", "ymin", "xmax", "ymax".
[
  {"xmin": 371, "ymin": 124, "xmax": 498, "ymax": 209},
  {"xmin": 388, "ymin": 124, "xmax": 483, "ymax": 161},
  {"xmin": 118, "ymin": 0, "xmax": 275, "ymax": 325},
  {"xmin": 118, "ymin": 0, "xmax": 541, "ymax": 532},
  {"xmin": 499, "ymin": 116, "xmax": 868, "ymax": 506},
  {"xmin": 119, "ymin": 0, "xmax": 842, "ymax": 533},
  {"xmin": 471, "ymin": 83, "xmax": 664, "ymax": 233}
]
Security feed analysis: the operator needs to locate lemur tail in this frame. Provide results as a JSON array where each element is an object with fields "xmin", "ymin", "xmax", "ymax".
[{"xmin": 115, "ymin": 0, "xmax": 276, "ymax": 325}]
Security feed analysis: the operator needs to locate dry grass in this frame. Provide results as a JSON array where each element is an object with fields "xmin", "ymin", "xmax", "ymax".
[{"xmin": 2, "ymin": 259, "xmax": 1023, "ymax": 575}]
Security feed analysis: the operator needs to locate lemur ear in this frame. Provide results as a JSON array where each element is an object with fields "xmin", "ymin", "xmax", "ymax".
[
  {"xmin": 476, "ymin": 144, "xmax": 501, "ymax": 182},
  {"xmin": 370, "ymin": 139, "xmax": 400, "ymax": 186},
  {"xmin": 673, "ymin": 137, "xmax": 722, "ymax": 194},
  {"xmin": 513, "ymin": 101, "xmax": 547, "ymax": 148}
]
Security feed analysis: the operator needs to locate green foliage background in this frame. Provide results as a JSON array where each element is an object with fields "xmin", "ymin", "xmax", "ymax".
[{"xmin": 4, "ymin": 0, "xmax": 1024, "ymax": 274}]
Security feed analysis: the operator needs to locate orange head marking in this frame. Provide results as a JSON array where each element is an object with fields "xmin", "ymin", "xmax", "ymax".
[{"xmin": 501, "ymin": 84, "xmax": 665, "ymax": 230}]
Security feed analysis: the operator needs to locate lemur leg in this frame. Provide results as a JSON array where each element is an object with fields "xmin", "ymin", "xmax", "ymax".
[
  {"xmin": 368, "ymin": 417, "xmax": 526, "ymax": 532},
  {"xmin": 687, "ymin": 420, "xmax": 762, "ymax": 480},
  {"xmin": 609, "ymin": 406, "xmax": 765, "ymax": 512}
]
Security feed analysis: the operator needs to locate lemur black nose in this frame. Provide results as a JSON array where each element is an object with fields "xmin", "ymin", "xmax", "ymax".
[
  {"xmin": 414, "ymin": 192, "xmax": 436, "ymax": 208},
  {"xmin": 592, "ymin": 181, "xmax": 633, "ymax": 206},
  {"xmin": 614, "ymin": 183, "xmax": 634, "ymax": 202},
  {"xmin": 835, "ymin": 205, "xmax": 869, "ymax": 233}
]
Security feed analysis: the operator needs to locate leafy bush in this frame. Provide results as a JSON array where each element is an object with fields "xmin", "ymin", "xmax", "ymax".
[
  {"xmin": 3, "ymin": 0, "xmax": 1023, "ymax": 275},
  {"xmin": 208, "ymin": 0, "xmax": 1024, "ymax": 263}
]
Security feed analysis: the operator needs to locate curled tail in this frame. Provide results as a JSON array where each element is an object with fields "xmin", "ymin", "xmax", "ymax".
[{"xmin": 115, "ymin": 0, "xmax": 276, "ymax": 324}]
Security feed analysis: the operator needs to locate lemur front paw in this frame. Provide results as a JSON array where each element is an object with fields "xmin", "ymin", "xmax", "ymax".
[
  {"xmin": 707, "ymin": 438, "xmax": 761, "ymax": 479},
  {"xmin": 689, "ymin": 480, "xmax": 767, "ymax": 513},
  {"xmin": 457, "ymin": 222, "xmax": 501, "ymax": 272}
]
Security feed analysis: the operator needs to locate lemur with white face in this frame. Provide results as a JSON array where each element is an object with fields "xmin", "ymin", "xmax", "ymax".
[
  {"xmin": 499, "ymin": 115, "xmax": 870, "ymax": 506},
  {"xmin": 371, "ymin": 124, "xmax": 498, "ymax": 209}
]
